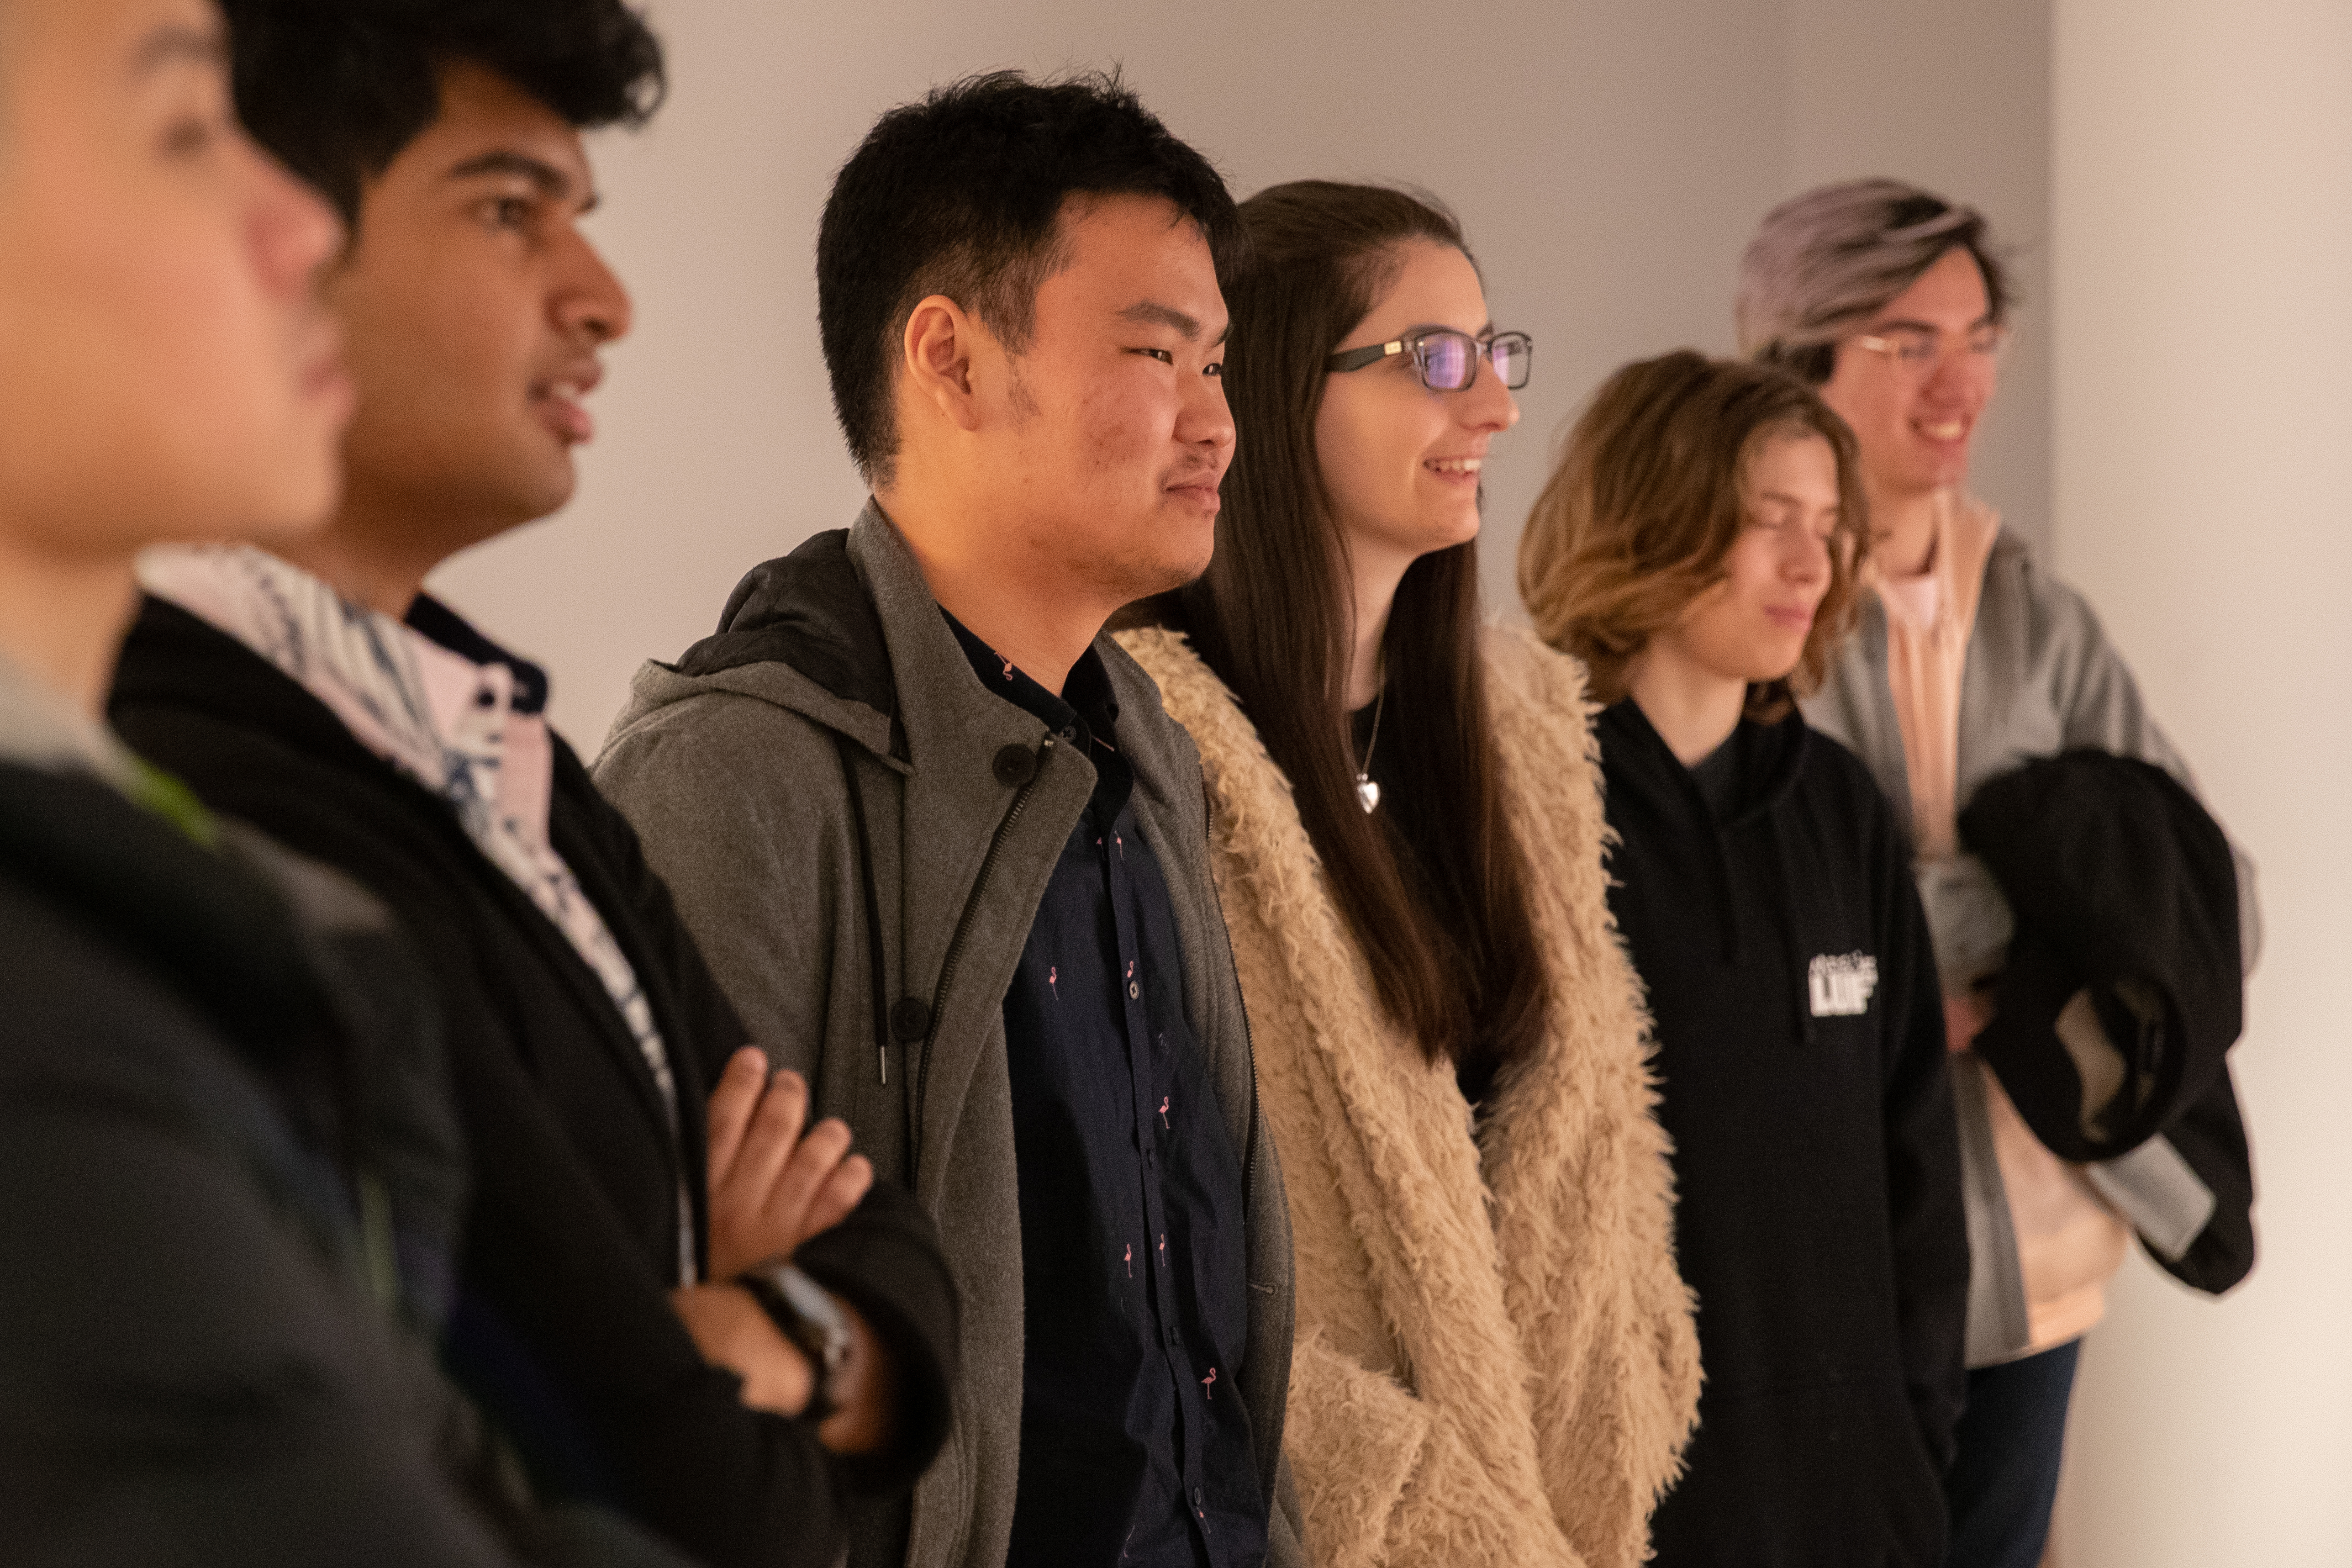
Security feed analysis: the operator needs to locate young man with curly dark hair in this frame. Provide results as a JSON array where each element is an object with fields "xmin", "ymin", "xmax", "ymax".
[
  {"xmin": 106, "ymin": 7, "xmax": 959, "ymax": 1566},
  {"xmin": 599, "ymin": 72, "xmax": 1303, "ymax": 1568}
]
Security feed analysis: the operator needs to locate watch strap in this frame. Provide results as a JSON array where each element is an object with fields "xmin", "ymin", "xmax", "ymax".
[{"xmin": 740, "ymin": 1261, "xmax": 851, "ymax": 1423}]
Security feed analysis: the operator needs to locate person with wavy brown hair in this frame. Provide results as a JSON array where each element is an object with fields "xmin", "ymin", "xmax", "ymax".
[
  {"xmin": 1520, "ymin": 350, "xmax": 1967, "ymax": 1567},
  {"xmin": 1120, "ymin": 182, "xmax": 1699, "ymax": 1568}
]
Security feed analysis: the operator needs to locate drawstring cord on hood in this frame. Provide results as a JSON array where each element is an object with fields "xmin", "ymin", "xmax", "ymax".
[
  {"xmin": 1768, "ymin": 815, "xmax": 1817, "ymax": 1046},
  {"xmin": 1650, "ymin": 706, "xmax": 1821, "ymax": 1044}
]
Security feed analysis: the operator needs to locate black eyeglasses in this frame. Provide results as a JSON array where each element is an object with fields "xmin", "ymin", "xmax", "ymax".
[{"xmin": 1325, "ymin": 328, "xmax": 1532, "ymax": 392}]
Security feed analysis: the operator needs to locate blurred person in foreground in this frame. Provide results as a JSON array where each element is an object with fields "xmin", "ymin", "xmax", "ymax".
[
  {"xmin": 107, "ymin": 3, "xmax": 958, "ymax": 1564},
  {"xmin": 597, "ymin": 72, "xmax": 1301, "ymax": 1568},
  {"xmin": 0, "ymin": 1, "xmax": 691, "ymax": 1560},
  {"xmin": 1739, "ymin": 179, "xmax": 2261, "ymax": 1568},
  {"xmin": 1119, "ymin": 180, "xmax": 1699, "ymax": 1568},
  {"xmin": 1520, "ymin": 351, "xmax": 1968, "ymax": 1567}
]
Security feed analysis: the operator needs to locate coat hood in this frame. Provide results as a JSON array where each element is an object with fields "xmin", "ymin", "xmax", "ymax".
[
  {"xmin": 681, "ymin": 527, "xmax": 897, "ymax": 717},
  {"xmin": 606, "ymin": 524, "xmax": 901, "ymax": 767},
  {"xmin": 1597, "ymin": 695, "xmax": 1810, "ymax": 832}
]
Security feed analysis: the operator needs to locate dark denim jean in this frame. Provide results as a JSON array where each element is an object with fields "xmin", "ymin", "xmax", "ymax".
[{"xmin": 1945, "ymin": 1338, "xmax": 2084, "ymax": 1568}]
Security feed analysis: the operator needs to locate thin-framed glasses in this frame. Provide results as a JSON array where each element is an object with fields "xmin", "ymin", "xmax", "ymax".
[
  {"xmin": 1326, "ymin": 328, "xmax": 1533, "ymax": 392},
  {"xmin": 1852, "ymin": 323, "xmax": 2010, "ymax": 376}
]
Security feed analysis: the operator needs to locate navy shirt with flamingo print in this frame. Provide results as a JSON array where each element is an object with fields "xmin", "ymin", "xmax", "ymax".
[{"xmin": 945, "ymin": 610, "xmax": 1266, "ymax": 1568}]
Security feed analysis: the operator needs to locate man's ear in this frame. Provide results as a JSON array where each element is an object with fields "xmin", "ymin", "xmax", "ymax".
[{"xmin": 901, "ymin": 295, "xmax": 987, "ymax": 436}]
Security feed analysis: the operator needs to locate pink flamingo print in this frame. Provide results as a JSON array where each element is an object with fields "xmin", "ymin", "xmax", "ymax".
[
  {"xmin": 1158, "ymin": 1095, "xmax": 1170, "ymax": 1129},
  {"xmin": 1201, "ymin": 1367, "xmax": 1217, "ymax": 1401},
  {"xmin": 1047, "ymin": 965, "xmax": 1058, "ymax": 1000},
  {"xmin": 1124, "ymin": 1243, "xmax": 1133, "ymax": 1278}
]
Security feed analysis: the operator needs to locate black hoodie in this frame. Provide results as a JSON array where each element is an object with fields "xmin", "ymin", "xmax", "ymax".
[{"xmin": 1596, "ymin": 699, "xmax": 1967, "ymax": 1568}]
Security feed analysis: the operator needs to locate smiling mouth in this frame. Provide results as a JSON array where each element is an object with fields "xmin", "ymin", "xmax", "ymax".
[
  {"xmin": 1917, "ymin": 419, "xmax": 1968, "ymax": 442},
  {"xmin": 1164, "ymin": 473, "xmax": 1224, "ymax": 511},
  {"xmin": 1427, "ymin": 457, "xmax": 1483, "ymax": 476},
  {"xmin": 530, "ymin": 367, "xmax": 603, "ymax": 444}
]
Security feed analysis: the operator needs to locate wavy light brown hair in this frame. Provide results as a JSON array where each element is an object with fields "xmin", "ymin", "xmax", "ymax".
[
  {"xmin": 1517, "ymin": 350, "xmax": 1870, "ymax": 717},
  {"xmin": 1141, "ymin": 180, "xmax": 1548, "ymax": 1078}
]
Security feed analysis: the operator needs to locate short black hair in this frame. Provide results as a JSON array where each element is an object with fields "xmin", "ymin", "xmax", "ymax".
[
  {"xmin": 222, "ymin": 0, "xmax": 665, "ymax": 228},
  {"xmin": 816, "ymin": 70, "xmax": 1242, "ymax": 485}
]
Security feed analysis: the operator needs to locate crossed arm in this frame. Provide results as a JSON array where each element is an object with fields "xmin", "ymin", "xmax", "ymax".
[{"xmin": 669, "ymin": 1047, "xmax": 894, "ymax": 1455}]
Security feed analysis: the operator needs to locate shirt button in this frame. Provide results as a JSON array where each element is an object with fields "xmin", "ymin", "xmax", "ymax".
[{"xmin": 1128, "ymin": 981, "xmax": 1141, "ymax": 999}]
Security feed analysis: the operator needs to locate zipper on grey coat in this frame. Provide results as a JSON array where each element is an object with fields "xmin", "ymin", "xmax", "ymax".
[{"xmin": 911, "ymin": 735, "xmax": 1053, "ymax": 1181}]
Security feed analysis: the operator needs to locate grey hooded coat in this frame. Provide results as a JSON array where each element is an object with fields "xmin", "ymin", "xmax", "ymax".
[{"xmin": 595, "ymin": 505, "xmax": 1300, "ymax": 1568}]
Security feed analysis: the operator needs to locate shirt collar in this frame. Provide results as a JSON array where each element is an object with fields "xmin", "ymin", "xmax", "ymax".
[
  {"xmin": 137, "ymin": 545, "xmax": 553, "ymax": 805},
  {"xmin": 405, "ymin": 593, "xmax": 550, "ymax": 715},
  {"xmin": 940, "ymin": 605, "xmax": 1121, "ymax": 749}
]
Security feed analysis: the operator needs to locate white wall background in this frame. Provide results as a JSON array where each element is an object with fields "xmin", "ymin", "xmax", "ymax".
[
  {"xmin": 432, "ymin": 0, "xmax": 2049, "ymax": 748},
  {"xmin": 425, "ymin": 1, "xmax": 2349, "ymax": 1559},
  {"xmin": 2048, "ymin": 2, "xmax": 2352, "ymax": 1562}
]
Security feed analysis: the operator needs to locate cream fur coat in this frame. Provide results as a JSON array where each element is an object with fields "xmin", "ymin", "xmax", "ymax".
[{"xmin": 1118, "ymin": 626, "xmax": 1702, "ymax": 1568}]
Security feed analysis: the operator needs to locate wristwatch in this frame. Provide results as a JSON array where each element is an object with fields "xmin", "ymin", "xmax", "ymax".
[{"xmin": 739, "ymin": 1261, "xmax": 853, "ymax": 1422}]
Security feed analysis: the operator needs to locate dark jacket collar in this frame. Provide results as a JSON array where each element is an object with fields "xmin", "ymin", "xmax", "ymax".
[{"xmin": 116, "ymin": 595, "xmax": 399, "ymax": 782}]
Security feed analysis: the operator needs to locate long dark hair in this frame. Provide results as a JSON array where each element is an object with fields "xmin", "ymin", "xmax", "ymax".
[{"xmin": 1161, "ymin": 181, "xmax": 1548, "ymax": 1075}]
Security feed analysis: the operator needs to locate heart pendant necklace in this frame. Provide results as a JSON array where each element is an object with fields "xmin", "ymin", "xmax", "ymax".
[{"xmin": 1354, "ymin": 685, "xmax": 1386, "ymax": 814}]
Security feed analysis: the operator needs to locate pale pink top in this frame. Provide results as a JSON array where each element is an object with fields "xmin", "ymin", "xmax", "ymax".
[{"xmin": 1875, "ymin": 494, "xmax": 2127, "ymax": 1354}]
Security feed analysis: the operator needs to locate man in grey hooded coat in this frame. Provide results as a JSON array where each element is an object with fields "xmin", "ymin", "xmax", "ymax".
[{"xmin": 597, "ymin": 72, "xmax": 1301, "ymax": 1568}]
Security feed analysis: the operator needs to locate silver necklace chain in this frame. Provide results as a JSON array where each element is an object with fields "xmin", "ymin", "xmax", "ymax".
[{"xmin": 1354, "ymin": 684, "xmax": 1386, "ymax": 814}]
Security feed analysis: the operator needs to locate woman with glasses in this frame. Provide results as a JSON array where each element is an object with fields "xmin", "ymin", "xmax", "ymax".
[
  {"xmin": 1118, "ymin": 182, "xmax": 1698, "ymax": 1568},
  {"xmin": 1739, "ymin": 180, "xmax": 2261, "ymax": 1568},
  {"xmin": 1518, "ymin": 350, "xmax": 1968, "ymax": 1568}
]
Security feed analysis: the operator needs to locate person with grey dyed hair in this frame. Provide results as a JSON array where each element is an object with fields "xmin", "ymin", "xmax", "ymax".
[
  {"xmin": 1738, "ymin": 180, "xmax": 2261, "ymax": 1568},
  {"xmin": 1736, "ymin": 178, "xmax": 2011, "ymax": 389}
]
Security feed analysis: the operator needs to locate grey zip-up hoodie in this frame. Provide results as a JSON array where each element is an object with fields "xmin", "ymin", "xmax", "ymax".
[
  {"xmin": 1804, "ymin": 527, "xmax": 2260, "ymax": 1365},
  {"xmin": 595, "ymin": 504, "xmax": 1300, "ymax": 1568}
]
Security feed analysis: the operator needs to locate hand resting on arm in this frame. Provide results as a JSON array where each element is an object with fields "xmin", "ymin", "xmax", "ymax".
[{"xmin": 671, "ymin": 1047, "xmax": 898, "ymax": 1455}]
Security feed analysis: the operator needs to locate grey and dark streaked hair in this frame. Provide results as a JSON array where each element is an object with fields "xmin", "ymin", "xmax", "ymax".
[{"xmin": 1736, "ymin": 178, "xmax": 2012, "ymax": 384}]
